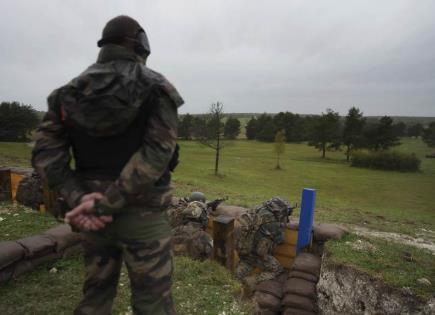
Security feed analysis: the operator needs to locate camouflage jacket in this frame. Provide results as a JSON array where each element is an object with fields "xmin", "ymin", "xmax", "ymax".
[
  {"xmin": 236, "ymin": 206, "xmax": 285, "ymax": 257},
  {"xmin": 32, "ymin": 44, "xmax": 183, "ymax": 215}
]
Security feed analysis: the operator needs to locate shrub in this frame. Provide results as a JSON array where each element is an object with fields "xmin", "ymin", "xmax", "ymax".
[{"xmin": 351, "ymin": 150, "xmax": 420, "ymax": 172}]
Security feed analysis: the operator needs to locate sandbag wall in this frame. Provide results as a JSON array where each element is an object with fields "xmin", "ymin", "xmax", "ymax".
[
  {"xmin": 0, "ymin": 225, "xmax": 82, "ymax": 283},
  {"xmin": 253, "ymin": 223, "xmax": 348, "ymax": 315}
]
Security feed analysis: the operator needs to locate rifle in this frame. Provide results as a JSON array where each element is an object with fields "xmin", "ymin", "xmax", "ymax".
[{"xmin": 206, "ymin": 197, "xmax": 228, "ymax": 211}]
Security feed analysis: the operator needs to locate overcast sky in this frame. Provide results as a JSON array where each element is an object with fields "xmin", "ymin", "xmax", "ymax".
[{"xmin": 1, "ymin": 0, "xmax": 434, "ymax": 116}]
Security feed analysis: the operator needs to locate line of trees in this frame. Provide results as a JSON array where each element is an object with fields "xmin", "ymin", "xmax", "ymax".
[
  {"xmin": 246, "ymin": 107, "xmax": 431, "ymax": 159},
  {"xmin": 178, "ymin": 113, "xmax": 241, "ymax": 140}
]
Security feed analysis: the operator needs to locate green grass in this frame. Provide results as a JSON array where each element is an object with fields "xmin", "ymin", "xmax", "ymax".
[
  {"xmin": 0, "ymin": 202, "xmax": 58, "ymax": 241},
  {"xmin": 1, "ymin": 137, "xmax": 434, "ymax": 311},
  {"xmin": 0, "ymin": 255, "xmax": 250, "ymax": 315},
  {"xmin": 1, "ymin": 138, "xmax": 434, "ymax": 235},
  {"xmin": 0, "ymin": 141, "xmax": 33, "ymax": 167},
  {"xmin": 173, "ymin": 138, "xmax": 435, "ymax": 236},
  {"xmin": 325, "ymin": 233, "xmax": 435, "ymax": 300}
]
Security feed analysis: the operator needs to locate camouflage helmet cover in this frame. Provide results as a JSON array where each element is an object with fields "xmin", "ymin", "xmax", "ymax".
[
  {"xmin": 181, "ymin": 201, "xmax": 206, "ymax": 220},
  {"xmin": 97, "ymin": 15, "xmax": 150, "ymax": 57},
  {"xmin": 263, "ymin": 197, "xmax": 292, "ymax": 220},
  {"xmin": 189, "ymin": 191, "xmax": 206, "ymax": 203}
]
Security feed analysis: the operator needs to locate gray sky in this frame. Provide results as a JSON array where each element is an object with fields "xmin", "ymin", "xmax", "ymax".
[{"xmin": 1, "ymin": 0, "xmax": 434, "ymax": 116}]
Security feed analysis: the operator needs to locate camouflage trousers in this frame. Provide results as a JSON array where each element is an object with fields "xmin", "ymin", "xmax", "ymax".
[
  {"xmin": 235, "ymin": 254, "xmax": 284, "ymax": 284},
  {"xmin": 74, "ymin": 210, "xmax": 175, "ymax": 315}
]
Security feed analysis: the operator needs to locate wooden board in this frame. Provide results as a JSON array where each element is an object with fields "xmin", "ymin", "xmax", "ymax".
[
  {"xmin": 10, "ymin": 172, "xmax": 25, "ymax": 201},
  {"xmin": 208, "ymin": 216, "xmax": 299, "ymax": 269}
]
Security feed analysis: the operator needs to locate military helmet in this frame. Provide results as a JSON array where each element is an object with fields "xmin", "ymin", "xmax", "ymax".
[
  {"xmin": 97, "ymin": 15, "xmax": 150, "ymax": 58},
  {"xmin": 189, "ymin": 191, "xmax": 206, "ymax": 203},
  {"xmin": 263, "ymin": 197, "xmax": 292, "ymax": 220}
]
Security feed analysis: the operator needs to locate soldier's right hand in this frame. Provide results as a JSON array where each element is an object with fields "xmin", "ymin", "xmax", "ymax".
[{"xmin": 65, "ymin": 193, "xmax": 113, "ymax": 231}]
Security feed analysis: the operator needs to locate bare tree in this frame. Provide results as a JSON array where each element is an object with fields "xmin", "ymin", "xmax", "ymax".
[{"xmin": 196, "ymin": 102, "xmax": 225, "ymax": 175}]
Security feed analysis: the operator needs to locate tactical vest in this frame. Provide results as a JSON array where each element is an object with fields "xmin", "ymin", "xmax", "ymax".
[{"xmin": 65, "ymin": 104, "xmax": 172, "ymax": 183}]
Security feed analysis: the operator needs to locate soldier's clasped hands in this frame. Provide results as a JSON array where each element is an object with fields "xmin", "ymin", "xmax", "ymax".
[{"xmin": 65, "ymin": 192, "xmax": 113, "ymax": 231}]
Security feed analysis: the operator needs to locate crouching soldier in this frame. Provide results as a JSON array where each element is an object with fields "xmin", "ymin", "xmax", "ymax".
[
  {"xmin": 172, "ymin": 194, "xmax": 213, "ymax": 261},
  {"xmin": 235, "ymin": 197, "xmax": 293, "ymax": 290}
]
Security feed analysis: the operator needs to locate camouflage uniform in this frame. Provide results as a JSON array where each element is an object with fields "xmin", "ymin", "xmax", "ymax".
[
  {"xmin": 32, "ymin": 16, "xmax": 183, "ymax": 315},
  {"xmin": 172, "ymin": 201, "xmax": 213, "ymax": 261},
  {"xmin": 235, "ymin": 198, "xmax": 290, "ymax": 285}
]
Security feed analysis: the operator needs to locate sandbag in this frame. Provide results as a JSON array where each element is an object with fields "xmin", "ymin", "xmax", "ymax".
[
  {"xmin": 257, "ymin": 310, "xmax": 280, "ymax": 315},
  {"xmin": 292, "ymin": 253, "xmax": 321, "ymax": 277},
  {"xmin": 288, "ymin": 270, "xmax": 319, "ymax": 283},
  {"xmin": 0, "ymin": 241, "xmax": 25, "ymax": 269},
  {"xmin": 256, "ymin": 279, "xmax": 283, "ymax": 299},
  {"xmin": 43, "ymin": 224, "xmax": 82, "ymax": 251},
  {"xmin": 254, "ymin": 291, "xmax": 282, "ymax": 312},
  {"xmin": 17, "ymin": 235, "xmax": 55, "ymax": 258},
  {"xmin": 214, "ymin": 205, "xmax": 247, "ymax": 218},
  {"xmin": 313, "ymin": 223, "xmax": 348, "ymax": 242},
  {"xmin": 283, "ymin": 307, "xmax": 316, "ymax": 315},
  {"xmin": 283, "ymin": 278, "xmax": 317, "ymax": 300},
  {"xmin": 282, "ymin": 293, "xmax": 317, "ymax": 312}
]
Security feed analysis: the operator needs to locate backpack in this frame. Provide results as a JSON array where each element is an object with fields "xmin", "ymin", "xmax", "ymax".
[{"xmin": 234, "ymin": 207, "xmax": 276, "ymax": 256}]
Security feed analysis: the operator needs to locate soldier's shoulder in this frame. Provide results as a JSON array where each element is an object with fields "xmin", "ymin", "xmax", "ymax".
[{"xmin": 141, "ymin": 66, "xmax": 184, "ymax": 108}]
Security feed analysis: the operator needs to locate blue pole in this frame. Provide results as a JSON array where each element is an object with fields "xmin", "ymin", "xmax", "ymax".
[{"xmin": 296, "ymin": 188, "xmax": 316, "ymax": 254}]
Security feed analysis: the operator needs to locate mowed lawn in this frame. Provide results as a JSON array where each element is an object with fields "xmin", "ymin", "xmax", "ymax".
[{"xmin": 1, "ymin": 138, "xmax": 434, "ymax": 235}]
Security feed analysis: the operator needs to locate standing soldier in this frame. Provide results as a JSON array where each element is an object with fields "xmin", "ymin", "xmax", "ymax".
[
  {"xmin": 32, "ymin": 15, "xmax": 183, "ymax": 314},
  {"xmin": 235, "ymin": 197, "xmax": 292, "ymax": 291}
]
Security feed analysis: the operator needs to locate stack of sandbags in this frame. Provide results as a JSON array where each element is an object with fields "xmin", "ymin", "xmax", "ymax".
[
  {"xmin": 0, "ymin": 224, "xmax": 82, "ymax": 282},
  {"xmin": 254, "ymin": 274, "xmax": 287, "ymax": 315},
  {"xmin": 282, "ymin": 253, "xmax": 321, "ymax": 315}
]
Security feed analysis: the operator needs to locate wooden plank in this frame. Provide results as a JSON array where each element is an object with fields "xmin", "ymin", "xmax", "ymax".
[
  {"xmin": 274, "ymin": 244, "xmax": 297, "ymax": 258},
  {"xmin": 10, "ymin": 172, "xmax": 25, "ymax": 201},
  {"xmin": 283, "ymin": 228, "xmax": 298, "ymax": 245}
]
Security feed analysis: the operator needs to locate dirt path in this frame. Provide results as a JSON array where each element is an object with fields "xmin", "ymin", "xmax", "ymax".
[{"xmin": 351, "ymin": 226, "xmax": 435, "ymax": 255}]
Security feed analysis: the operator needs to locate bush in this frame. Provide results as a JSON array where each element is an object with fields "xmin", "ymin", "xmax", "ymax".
[{"xmin": 350, "ymin": 150, "xmax": 420, "ymax": 172}]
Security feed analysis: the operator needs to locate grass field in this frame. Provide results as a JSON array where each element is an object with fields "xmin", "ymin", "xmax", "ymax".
[
  {"xmin": 1, "ymin": 138, "xmax": 434, "ymax": 235},
  {"xmin": 172, "ymin": 138, "xmax": 435, "ymax": 236},
  {"xmin": 1, "ymin": 137, "xmax": 434, "ymax": 312}
]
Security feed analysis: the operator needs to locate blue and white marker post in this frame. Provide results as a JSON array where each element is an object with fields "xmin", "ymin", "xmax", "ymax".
[{"xmin": 296, "ymin": 188, "xmax": 316, "ymax": 254}]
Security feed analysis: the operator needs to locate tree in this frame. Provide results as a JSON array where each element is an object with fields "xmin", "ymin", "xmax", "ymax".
[
  {"xmin": 246, "ymin": 117, "xmax": 258, "ymax": 140},
  {"xmin": 274, "ymin": 130, "xmax": 286, "ymax": 169},
  {"xmin": 422, "ymin": 122, "xmax": 435, "ymax": 148},
  {"xmin": 308, "ymin": 109, "xmax": 341, "ymax": 158},
  {"xmin": 191, "ymin": 116, "xmax": 207, "ymax": 139},
  {"xmin": 0, "ymin": 101, "xmax": 39, "ymax": 141},
  {"xmin": 343, "ymin": 107, "xmax": 366, "ymax": 162},
  {"xmin": 178, "ymin": 113, "xmax": 193, "ymax": 140},
  {"xmin": 223, "ymin": 116, "xmax": 241, "ymax": 139},
  {"xmin": 364, "ymin": 116, "xmax": 400, "ymax": 151},
  {"xmin": 392, "ymin": 122, "xmax": 407, "ymax": 138},
  {"xmin": 256, "ymin": 114, "xmax": 275, "ymax": 141},
  {"xmin": 196, "ymin": 102, "xmax": 225, "ymax": 175},
  {"xmin": 407, "ymin": 123, "xmax": 423, "ymax": 138}
]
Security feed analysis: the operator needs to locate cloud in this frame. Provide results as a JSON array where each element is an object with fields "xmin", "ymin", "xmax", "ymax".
[{"xmin": 1, "ymin": 0, "xmax": 434, "ymax": 116}]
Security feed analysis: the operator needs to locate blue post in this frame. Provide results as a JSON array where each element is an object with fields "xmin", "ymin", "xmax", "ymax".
[{"xmin": 296, "ymin": 188, "xmax": 316, "ymax": 254}]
